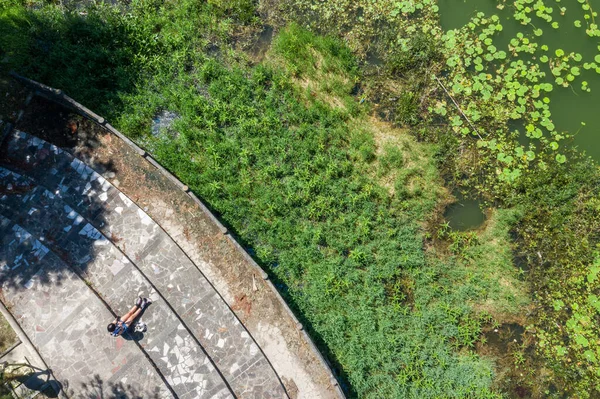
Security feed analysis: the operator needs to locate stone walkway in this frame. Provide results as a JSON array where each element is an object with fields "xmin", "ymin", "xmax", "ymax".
[
  {"xmin": 0, "ymin": 130, "xmax": 287, "ymax": 398},
  {"xmin": 0, "ymin": 213, "xmax": 173, "ymax": 398},
  {"xmin": 0, "ymin": 167, "xmax": 233, "ymax": 399}
]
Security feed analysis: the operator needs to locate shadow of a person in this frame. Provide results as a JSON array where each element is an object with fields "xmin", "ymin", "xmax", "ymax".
[
  {"xmin": 16, "ymin": 369, "xmax": 62, "ymax": 398},
  {"xmin": 122, "ymin": 330, "xmax": 144, "ymax": 342}
]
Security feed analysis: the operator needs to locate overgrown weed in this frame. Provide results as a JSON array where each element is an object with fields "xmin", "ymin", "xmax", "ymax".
[{"xmin": 0, "ymin": 1, "xmax": 533, "ymax": 397}]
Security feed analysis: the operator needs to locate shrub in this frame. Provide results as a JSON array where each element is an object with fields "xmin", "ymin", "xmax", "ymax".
[
  {"xmin": 388, "ymin": 33, "xmax": 442, "ymax": 75},
  {"xmin": 395, "ymin": 91, "xmax": 420, "ymax": 126}
]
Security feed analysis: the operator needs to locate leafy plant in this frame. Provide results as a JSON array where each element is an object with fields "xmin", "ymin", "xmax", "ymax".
[{"xmin": 395, "ymin": 91, "xmax": 420, "ymax": 126}]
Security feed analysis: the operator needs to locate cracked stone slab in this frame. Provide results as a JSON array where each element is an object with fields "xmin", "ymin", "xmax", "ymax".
[
  {"xmin": 0, "ymin": 219, "xmax": 173, "ymax": 398},
  {"xmin": 1, "ymin": 130, "xmax": 287, "ymax": 398},
  {"xmin": 0, "ymin": 167, "xmax": 234, "ymax": 399}
]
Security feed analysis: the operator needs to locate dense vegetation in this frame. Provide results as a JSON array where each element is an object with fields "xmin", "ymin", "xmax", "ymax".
[{"xmin": 2, "ymin": 0, "xmax": 600, "ymax": 397}]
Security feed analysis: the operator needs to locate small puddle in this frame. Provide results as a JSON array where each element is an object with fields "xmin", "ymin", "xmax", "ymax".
[
  {"xmin": 248, "ymin": 25, "xmax": 274, "ymax": 62},
  {"xmin": 479, "ymin": 322, "xmax": 544, "ymax": 399},
  {"xmin": 444, "ymin": 190, "xmax": 485, "ymax": 231},
  {"xmin": 151, "ymin": 111, "xmax": 180, "ymax": 138},
  {"xmin": 366, "ymin": 50, "xmax": 384, "ymax": 67},
  {"xmin": 483, "ymin": 322, "xmax": 525, "ymax": 354}
]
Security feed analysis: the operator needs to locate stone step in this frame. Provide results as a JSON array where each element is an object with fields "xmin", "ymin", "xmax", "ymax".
[
  {"xmin": 0, "ymin": 129, "xmax": 287, "ymax": 398},
  {"xmin": 0, "ymin": 167, "xmax": 235, "ymax": 399},
  {"xmin": 0, "ymin": 215, "xmax": 47, "ymax": 293},
  {"xmin": 0, "ymin": 216, "xmax": 174, "ymax": 399}
]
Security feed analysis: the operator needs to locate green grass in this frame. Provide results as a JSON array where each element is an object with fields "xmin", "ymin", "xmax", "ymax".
[
  {"xmin": 458, "ymin": 208, "xmax": 530, "ymax": 316},
  {"xmin": 269, "ymin": 1, "xmax": 600, "ymax": 394},
  {"xmin": 0, "ymin": 312, "xmax": 16, "ymax": 354},
  {"xmin": 0, "ymin": 2, "xmax": 530, "ymax": 397},
  {"xmin": 120, "ymin": 23, "xmax": 518, "ymax": 399}
]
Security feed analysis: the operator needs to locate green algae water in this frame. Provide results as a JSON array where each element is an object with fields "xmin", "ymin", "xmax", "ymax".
[
  {"xmin": 444, "ymin": 190, "xmax": 485, "ymax": 231},
  {"xmin": 438, "ymin": 0, "xmax": 600, "ymax": 161}
]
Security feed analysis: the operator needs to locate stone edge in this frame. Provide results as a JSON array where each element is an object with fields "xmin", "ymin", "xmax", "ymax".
[
  {"xmin": 9, "ymin": 72, "xmax": 346, "ymax": 399},
  {"xmin": 0, "ymin": 297, "xmax": 69, "ymax": 399},
  {"xmin": 0, "ymin": 340, "xmax": 22, "ymax": 361}
]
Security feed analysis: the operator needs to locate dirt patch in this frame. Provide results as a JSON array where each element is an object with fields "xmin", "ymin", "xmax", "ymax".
[
  {"xmin": 265, "ymin": 47, "xmax": 352, "ymax": 112},
  {"xmin": 231, "ymin": 293, "xmax": 253, "ymax": 319},
  {"xmin": 368, "ymin": 116, "xmax": 412, "ymax": 195},
  {"xmin": 367, "ymin": 116, "xmax": 446, "ymax": 222},
  {"xmin": 282, "ymin": 377, "xmax": 299, "ymax": 399}
]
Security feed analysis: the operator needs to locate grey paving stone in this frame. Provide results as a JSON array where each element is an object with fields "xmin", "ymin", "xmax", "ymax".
[
  {"xmin": 0, "ymin": 167, "xmax": 234, "ymax": 398},
  {"xmin": 0, "ymin": 220, "xmax": 173, "ymax": 398},
  {"xmin": 1, "ymin": 130, "xmax": 287, "ymax": 398}
]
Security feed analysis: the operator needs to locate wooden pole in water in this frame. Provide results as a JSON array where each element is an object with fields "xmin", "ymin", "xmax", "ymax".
[{"xmin": 433, "ymin": 75, "xmax": 484, "ymax": 141}]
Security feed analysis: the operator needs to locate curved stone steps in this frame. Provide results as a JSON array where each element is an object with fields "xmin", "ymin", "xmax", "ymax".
[
  {"xmin": 0, "ymin": 130, "xmax": 287, "ymax": 399},
  {"xmin": 0, "ymin": 167, "xmax": 235, "ymax": 399},
  {"xmin": 0, "ymin": 215, "xmax": 175, "ymax": 399},
  {"xmin": 0, "ymin": 215, "xmax": 47, "ymax": 292}
]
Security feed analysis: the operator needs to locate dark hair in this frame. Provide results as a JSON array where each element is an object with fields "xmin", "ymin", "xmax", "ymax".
[{"xmin": 107, "ymin": 323, "xmax": 116, "ymax": 333}]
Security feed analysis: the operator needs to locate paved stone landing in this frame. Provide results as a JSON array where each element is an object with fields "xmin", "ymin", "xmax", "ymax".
[
  {"xmin": 0, "ymin": 130, "xmax": 287, "ymax": 398},
  {"xmin": 0, "ymin": 214, "xmax": 173, "ymax": 398},
  {"xmin": 0, "ymin": 167, "xmax": 234, "ymax": 399}
]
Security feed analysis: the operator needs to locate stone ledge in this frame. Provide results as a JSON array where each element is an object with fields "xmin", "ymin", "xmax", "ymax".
[
  {"xmin": 8, "ymin": 73, "xmax": 347, "ymax": 399},
  {"xmin": 0, "ymin": 132, "xmax": 283, "ymax": 398}
]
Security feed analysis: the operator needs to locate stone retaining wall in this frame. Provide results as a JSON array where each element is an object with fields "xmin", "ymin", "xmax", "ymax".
[{"xmin": 10, "ymin": 72, "xmax": 346, "ymax": 399}]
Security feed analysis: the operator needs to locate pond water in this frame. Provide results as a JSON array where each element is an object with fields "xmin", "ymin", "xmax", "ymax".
[
  {"xmin": 444, "ymin": 190, "xmax": 486, "ymax": 231},
  {"xmin": 482, "ymin": 322, "xmax": 525, "ymax": 355},
  {"xmin": 438, "ymin": 0, "xmax": 600, "ymax": 161},
  {"xmin": 248, "ymin": 25, "xmax": 274, "ymax": 62}
]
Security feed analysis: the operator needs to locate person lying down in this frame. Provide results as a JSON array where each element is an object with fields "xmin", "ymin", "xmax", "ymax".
[{"xmin": 107, "ymin": 296, "xmax": 152, "ymax": 337}]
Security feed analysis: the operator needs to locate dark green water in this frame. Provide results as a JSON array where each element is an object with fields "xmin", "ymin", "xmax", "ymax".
[
  {"xmin": 444, "ymin": 190, "xmax": 485, "ymax": 231},
  {"xmin": 438, "ymin": 0, "xmax": 600, "ymax": 161}
]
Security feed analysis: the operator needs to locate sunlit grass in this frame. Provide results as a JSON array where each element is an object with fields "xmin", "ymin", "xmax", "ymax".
[{"xmin": 0, "ymin": 2, "xmax": 530, "ymax": 397}]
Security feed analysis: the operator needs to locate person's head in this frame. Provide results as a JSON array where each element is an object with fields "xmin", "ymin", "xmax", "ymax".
[{"xmin": 107, "ymin": 323, "xmax": 116, "ymax": 333}]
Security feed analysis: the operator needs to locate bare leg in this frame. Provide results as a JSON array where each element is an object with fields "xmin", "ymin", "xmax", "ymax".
[
  {"xmin": 121, "ymin": 305, "xmax": 139, "ymax": 321},
  {"xmin": 123, "ymin": 307, "xmax": 143, "ymax": 326}
]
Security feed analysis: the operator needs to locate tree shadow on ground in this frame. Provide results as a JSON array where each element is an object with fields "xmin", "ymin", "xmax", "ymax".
[
  {"xmin": 17, "ymin": 370, "xmax": 62, "ymax": 398},
  {"xmin": 0, "ymin": 2, "xmax": 139, "ymax": 119},
  {"xmin": 0, "ymin": 90, "xmax": 162, "ymax": 396},
  {"xmin": 0, "ymin": 0, "xmax": 143, "ymax": 289},
  {"xmin": 79, "ymin": 375, "xmax": 163, "ymax": 399},
  {"xmin": 0, "ymin": 97, "xmax": 116, "ymax": 289},
  {"xmin": 1, "ymin": 363, "xmax": 63, "ymax": 398}
]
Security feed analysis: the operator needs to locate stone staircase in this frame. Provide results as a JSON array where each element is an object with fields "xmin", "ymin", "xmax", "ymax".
[
  {"xmin": 0, "ymin": 129, "xmax": 288, "ymax": 398},
  {"xmin": 0, "ymin": 212, "xmax": 175, "ymax": 398}
]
